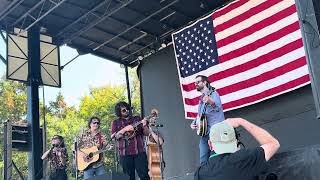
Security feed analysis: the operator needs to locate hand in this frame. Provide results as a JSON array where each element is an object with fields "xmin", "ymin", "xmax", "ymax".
[
  {"xmin": 141, "ymin": 118, "xmax": 148, "ymax": 126},
  {"xmin": 78, "ymin": 151, "xmax": 88, "ymax": 158},
  {"xmin": 225, "ymin": 118, "xmax": 242, "ymax": 128},
  {"xmin": 190, "ymin": 122, "xmax": 198, "ymax": 130},
  {"xmin": 123, "ymin": 125, "xmax": 134, "ymax": 133},
  {"xmin": 203, "ymin": 95, "xmax": 213, "ymax": 104}
]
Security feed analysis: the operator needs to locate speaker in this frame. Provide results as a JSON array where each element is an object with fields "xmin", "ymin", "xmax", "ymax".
[{"xmin": 88, "ymin": 172, "xmax": 129, "ymax": 180}]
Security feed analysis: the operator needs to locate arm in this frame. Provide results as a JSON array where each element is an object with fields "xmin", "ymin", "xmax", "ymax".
[
  {"xmin": 112, "ymin": 120, "xmax": 134, "ymax": 140},
  {"xmin": 225, "ymin": 118, "xmax": 280, "ymax": 161},
  {"xmin": 41, "ymin": 149, "xmax": 51, "ymax": 160}
]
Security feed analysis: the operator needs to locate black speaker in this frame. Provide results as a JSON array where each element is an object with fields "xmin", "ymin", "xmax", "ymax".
[{"xmin": 88, "ymin": 172, "xmax": 129, "ymax": 180}]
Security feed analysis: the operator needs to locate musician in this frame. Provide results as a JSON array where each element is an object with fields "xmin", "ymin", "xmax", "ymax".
[
  {"xmin": 41, "ymin": 135, "xmax": 68, "ymax": 180},
  {"xmin": 190, "ymin": 75, "xmax": 225, "ymax": 165},
  {"xmin": 194, "ymin": 118, "xmax": 280, "ymax": 180},
  {"xmin": 111, "ymin": 101, "xmax": 150, "ymax": 180},
  {"xmin": 77, "ymin": 117, "xmax": 107, "ymax": 179}
]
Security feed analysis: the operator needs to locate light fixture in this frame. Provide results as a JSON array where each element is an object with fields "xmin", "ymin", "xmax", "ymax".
[
  {"xmin": 138, "ymin": 56, "xmax": 143, "ymax": 60},
  {"xmin": 161, "ymin": 43, "xmax": 167, "ymax": 48}
]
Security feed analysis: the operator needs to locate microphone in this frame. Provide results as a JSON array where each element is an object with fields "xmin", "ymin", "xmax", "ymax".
[{"xmin": 151, "ymin": 124, "xmax": 164, "ymax": 127}]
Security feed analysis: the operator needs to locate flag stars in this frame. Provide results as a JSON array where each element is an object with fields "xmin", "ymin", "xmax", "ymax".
[
  {"xmin": 207, "ymin": 30, "xmax": 211, "ymax": 34},
  {"xmin": 207, "ymin": 21, "xmax": 210, "ymax": 24},
  {"xmin": 210, "ymin": 49, "xmax": 214, "ymax": 53},
  {"xmin": 187, "ymin": 31, "xmax": 190, "ymax": 34}
]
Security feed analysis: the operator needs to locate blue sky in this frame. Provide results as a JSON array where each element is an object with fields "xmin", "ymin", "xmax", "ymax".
[{"xmin": 0, "ymin": 35, "xmax": 125, "ymax": 108}]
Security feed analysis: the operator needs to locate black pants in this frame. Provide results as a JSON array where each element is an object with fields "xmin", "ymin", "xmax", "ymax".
[
  {"xmin": 50, "ymin": 169, "xmax": 67, "ymax": 180},
  {"xmin": 120, "ymin": 153, "xmax": 150, "ymax": 180}
]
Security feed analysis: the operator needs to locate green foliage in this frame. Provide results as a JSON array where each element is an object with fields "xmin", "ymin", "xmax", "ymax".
[{"xmin": 0, "ymin": 66, "xmax": 141, "ymax": 179}]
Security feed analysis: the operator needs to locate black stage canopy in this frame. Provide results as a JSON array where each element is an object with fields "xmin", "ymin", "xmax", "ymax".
[{"xmin": 0, "ymin": 0, "xmax": 228, "ymax": 66}]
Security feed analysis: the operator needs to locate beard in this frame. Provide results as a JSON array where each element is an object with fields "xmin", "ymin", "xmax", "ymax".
[
  {"xmin": 122, "ymin": 112, "xmax": 129, "ymax": 118},
  {"xmin": 196, "ymin": 86, "xmax": 203, "ymax": 91}
]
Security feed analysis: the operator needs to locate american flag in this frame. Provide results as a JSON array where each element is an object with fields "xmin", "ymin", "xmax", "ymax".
[{"xmin": 172, "ymin": 0, "xmax": 310, "ymax": 119}]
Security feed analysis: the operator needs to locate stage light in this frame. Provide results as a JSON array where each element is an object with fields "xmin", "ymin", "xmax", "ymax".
[
  {"xmin": 138, "ymin": 56, "xmax": 143, "ymax": 60},
  {"xmin": 161, "ymin": 43, "xmax": 167, "ymax": 48}
]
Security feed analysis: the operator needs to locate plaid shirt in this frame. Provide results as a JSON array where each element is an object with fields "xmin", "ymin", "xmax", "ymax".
[
  {"xmin": 77, "ymin": 130, "xmax": 107, "ymax": 168},
  {"xmin": 111, "ymin": 116, "xmax": 147, "ymax": 156},
  {"xmin": 48, "ymin": 147, "xmax": 68, "ymax": 170}
]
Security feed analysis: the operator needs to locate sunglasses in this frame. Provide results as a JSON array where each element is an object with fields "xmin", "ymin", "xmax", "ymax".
[
  {"xmin": 121, "ymin": 109, "xmax": 128, "ymax": 113},
  {"xmin": 91, "ymin": 121, "xmax": 100, "ymax": 125}
]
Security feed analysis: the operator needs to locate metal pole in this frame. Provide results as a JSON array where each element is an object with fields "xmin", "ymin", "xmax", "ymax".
[
  {"xmin": 4, "ymin": 121, "xmax": 13, "ymax": 180},
  {"xmin": 42, "ymin": 86, "xmax": 48, "ymax": 180},
  {"xmin": 125, "ymin": 65, "xmax": 132, "ymax": 109},
  {"xmin": 27, "ymin": 26, "xmax": 43, "ymax": 180}
]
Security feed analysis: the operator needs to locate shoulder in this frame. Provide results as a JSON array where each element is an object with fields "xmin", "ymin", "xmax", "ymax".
[{"xmin": 229, "ymin": 147, "xmax": 268, "ymax": 173}]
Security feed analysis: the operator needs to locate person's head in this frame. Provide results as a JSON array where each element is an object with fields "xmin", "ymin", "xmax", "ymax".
[
  {"xmin": 115, "ymin": 101, "xmax": 131, "ymax": 118},
  {"xmin": 208, "ymin": 121, "xmax": 238, "ymax": 154},
  {"xmin": 195, "ymin": 75, "xmax": 210, "ymax": 91},
  {"xmin": 88, "ymin": 116, "xmax": 101, "ymax": 131},
  {"xmin": 51, "ymin": 135, "xmax": 65, "ymax": 148}
]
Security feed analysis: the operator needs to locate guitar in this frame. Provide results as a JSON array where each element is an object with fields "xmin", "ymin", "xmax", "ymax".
[
  {"xmin": 77, "ymin": 141, "xmax": 113, "ymax": 171},
  {"xmin": 123, "ymin": 109, "xmax": 158, "ymax": 140},
  {"xmin": 194, "ymin": 89, "xmax": 214, "ymax": 137}
]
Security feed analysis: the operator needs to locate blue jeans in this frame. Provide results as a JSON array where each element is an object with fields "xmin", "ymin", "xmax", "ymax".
[
  {"xmin": 199, "ymin": 135, "xmax": 210, "ymax": 165},
  {"xmin": 83, "ymin": 165, "xmax": 106, "ymax": 179}
]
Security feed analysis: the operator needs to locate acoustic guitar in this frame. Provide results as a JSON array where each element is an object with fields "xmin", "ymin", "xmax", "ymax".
[
  {"xmin": 123, "ymin": 109, "xmax": 158, "ymax": 140},
  {"xmin": 77, "ymin": 142, "xmax": 113, "ymax": 171},
  {"xmin": 194, "ymin": 89, "xmax": 214, "ymax": 137}
]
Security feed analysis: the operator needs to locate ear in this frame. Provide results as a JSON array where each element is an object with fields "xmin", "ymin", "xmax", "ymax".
[{"xmin": 208, "ymin": 140, "xmax": 214, "ymax": 151}]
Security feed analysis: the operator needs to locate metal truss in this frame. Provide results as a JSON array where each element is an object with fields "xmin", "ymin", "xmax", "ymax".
[
  {"xmin": 93, "ymin": 0, "xmax": 179, "ymax": 51},
  {"xmin": 61, "ymin": 0, "xmax": 133, "ymax": 45},
  {"xmin": 56, "ymin": 1, "xmax": 156, "ymax": 51},
  {"xmin": 12, "ymin": 0, "xmax": 67, "ymax": 35},
  {"xmin": 0, "ymin": 0, "xmax": 25, "ymax": 22}
]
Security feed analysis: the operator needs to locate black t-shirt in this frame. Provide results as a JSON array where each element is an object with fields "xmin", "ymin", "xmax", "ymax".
[{"xmin": 194, "ymin": 147, "xmax": 268, "ymax": 180}]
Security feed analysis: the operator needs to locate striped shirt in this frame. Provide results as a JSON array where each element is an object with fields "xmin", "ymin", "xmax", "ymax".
[{"xmin": 111, "ymin": 116, "xmax": 146, "ymax": 156}]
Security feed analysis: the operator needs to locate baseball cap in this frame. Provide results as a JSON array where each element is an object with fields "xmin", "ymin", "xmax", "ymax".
[{"xmin": 209, "ymin": 121, "xmax": 238, "ymax": 154}]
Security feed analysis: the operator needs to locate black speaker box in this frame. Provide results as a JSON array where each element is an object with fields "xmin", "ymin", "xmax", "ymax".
[{"xmin": 88, "ymin": 172, "xmax": 129, "ymax": 180}]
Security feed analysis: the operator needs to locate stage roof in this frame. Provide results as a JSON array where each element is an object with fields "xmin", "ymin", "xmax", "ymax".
[{"xmin": 0, "ymin": 0, "xmax": 227, "ymax": 66}]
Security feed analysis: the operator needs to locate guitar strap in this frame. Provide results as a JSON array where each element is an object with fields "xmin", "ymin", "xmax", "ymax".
[{"xmin": 97, "ymin": 133, "xmax": 103, "ymax": 149}]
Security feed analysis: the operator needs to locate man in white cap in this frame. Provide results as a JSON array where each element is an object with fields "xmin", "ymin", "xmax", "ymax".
[{"xmin": 194, "ymin": 118, "xmax": 280, "ymax": 180}]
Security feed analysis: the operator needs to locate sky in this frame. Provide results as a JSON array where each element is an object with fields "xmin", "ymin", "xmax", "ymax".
[{"xmin": 0, "ymin": 34, "xmax": 126, "ymax": 108}]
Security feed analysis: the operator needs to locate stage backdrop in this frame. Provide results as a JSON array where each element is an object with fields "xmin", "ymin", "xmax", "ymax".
[{"xmin": 140, "ymin": 46, "xmax": 320, "ymax": 180}]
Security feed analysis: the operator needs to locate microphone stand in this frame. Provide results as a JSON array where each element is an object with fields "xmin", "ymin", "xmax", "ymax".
[
  {"xmin": 74, "ymin": 138, "xmax": 78, "ymax": 180},
  {"xmin": 113, "ymin": 139, "xmax": 119, "ymax": 172},
  {"xmin": 153, "ymin": 125, "xmax": 164, "ymax": 180}
]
